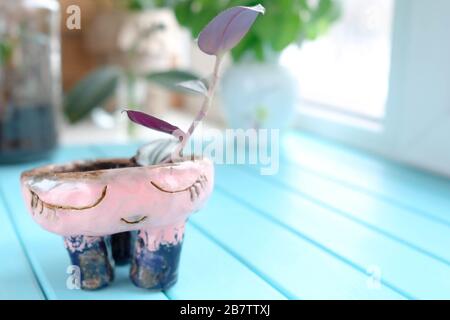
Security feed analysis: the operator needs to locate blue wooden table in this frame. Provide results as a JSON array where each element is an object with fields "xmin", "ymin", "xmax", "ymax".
[{"xmin": 1, "ymin": 132, "xmax": 449, "ymax": 300}]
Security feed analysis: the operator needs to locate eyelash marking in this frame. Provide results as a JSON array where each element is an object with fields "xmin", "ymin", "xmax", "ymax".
[
  {"xmin": 29, "ymin": 185, "xmax": 108, "ymax": 217},
  {"xmin": 151, "ymin": 175, "xmax": 208, "ymax": 202}
]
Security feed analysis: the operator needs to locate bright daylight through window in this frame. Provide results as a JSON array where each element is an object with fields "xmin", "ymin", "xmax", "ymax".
[{"xmin": 282, "ymin": 0, "xmax": 395, "ymax": 120}]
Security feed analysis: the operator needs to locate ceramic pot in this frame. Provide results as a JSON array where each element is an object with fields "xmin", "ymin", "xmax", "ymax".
[{"xmin": 20, "ymin": 157, "xmax": 214, "ymax": 290}]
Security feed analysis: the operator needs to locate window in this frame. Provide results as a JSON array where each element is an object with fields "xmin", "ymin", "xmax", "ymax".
[
  {"xmin": 282, "ymin": 0, "xmax": 450, "ymax": 176},
  {"xmin": 281, "ymin": 0, "xmax": 395, "ymax": 120}
]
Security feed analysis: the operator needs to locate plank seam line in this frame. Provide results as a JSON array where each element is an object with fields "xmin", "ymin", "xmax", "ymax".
[
  {"xmin": 215, "ymin": 186, "xmax": 415, "ymax": 300},
  {"xmin": 279, "ymin": 157, "xmax": 450, "ymax": 228},
  {"xmin": 295, "ymin": 131, "xmax": 450, "ymax": 185},
  {"xmin": 0, "ymin": 187, "xmax": 49, "ymax": 300},
  {"xmin": 237, "ymin": 166, "xmax": 450, "ymax": 267},
  {"xmin": 189, "ymin": 222, "xmax": 294, "ymax": 300},
  {"xmin": 292, "ymin": 132, "xmax": 433, "ymax": 182}
]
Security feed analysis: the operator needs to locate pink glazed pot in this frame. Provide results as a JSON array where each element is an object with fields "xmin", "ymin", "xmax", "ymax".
[{"xmin": 20, "ymin": 157, "xmax": 214, "ymax": 290}]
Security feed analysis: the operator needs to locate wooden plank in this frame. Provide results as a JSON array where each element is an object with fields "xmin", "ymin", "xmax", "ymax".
[
  {"xmin": 0, "ymin": 147, "xmax": 167, "ymax": 300},
  {"xmin": 214, "ymin": 165, "xmax": 450, "ymax": 299},
  {"xmin": 91, "ymin": 145, "xmax": 286, "ymax": 299},
  {"xmin": 191, "ymin": 192, "xmax": 405, "ymax": 299},
  {"xmin": 283, "ymin": 133, "xmax": 450, "ymax": 225},
  {"xmin": 0, "ymin": 197, "xmax": 43, "ymax": 299},
  {"xmin": 167, "ymin": 224, "xmax": 286, "ymax": 300},
  {"xmin": 245, "ymin": 161, "xmax": 450, "ymax": 265}
]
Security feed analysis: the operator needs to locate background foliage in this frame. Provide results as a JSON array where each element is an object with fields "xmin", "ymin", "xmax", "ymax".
[
  {"xmin": 64, "ymin": 0, "xmax": 341, "ymax": 122},
  {"xmin": 0, "ymin": 40, "xmax": 13, "ymax": 66},
  {"xmin": 119, "ymin": 0, "xmax": 340, "ymax": 61},
  {"xmin": 156, "ymin": 0, "xmax": 339, "ymax": 62}
]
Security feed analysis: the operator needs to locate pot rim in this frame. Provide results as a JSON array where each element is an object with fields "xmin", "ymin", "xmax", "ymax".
[{"xmin": 21, "ymin": 156, "xmax": 208, "ymax": 181}]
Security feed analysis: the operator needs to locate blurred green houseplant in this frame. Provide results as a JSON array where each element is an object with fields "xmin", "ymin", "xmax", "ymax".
[
  {"xmin": 118, "ymin": 0, "xmax": 340, "ymax": 61},
  {"xmin": 64, "ymin": 67, "xmax": 198, "ymax": 124},
  {"xmin": 64, "ymin": 1, "xmax": 198, "ymax": 125},
  {"xmin": 65, "ymin": 0, "xmax": 340, "ymax": 124},
  {"xmin": 123, "ymin": 0, "xmax": 170, "ymax": 10},
  {"xmin": 0, "ymin": 40, "xmax": 13, "ymax": 66},
  {"xmin": 173, "ymin": 0, "xmax": 341, "ymax": 61},
  {"xmin": 168, "ymin": 0, "xmax": 340, "ymax": 130}
]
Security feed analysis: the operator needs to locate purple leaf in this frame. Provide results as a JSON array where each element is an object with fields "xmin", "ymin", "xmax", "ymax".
[
  {"xmin": 123, "ymin": 110, "xmax": 184, "ymax": 137},
  {"xmin": 198, "ymin": 4, "xmax": 265, "ymax": 56}
]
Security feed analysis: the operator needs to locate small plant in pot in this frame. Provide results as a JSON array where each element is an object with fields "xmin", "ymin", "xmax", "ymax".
[
  {"xmin": 174, "ymin": 0, "xmax": 340, "ymax": 130},
  {"xmin": 20, "ymin": 5, "xmax": 265, "ymax": 291}
]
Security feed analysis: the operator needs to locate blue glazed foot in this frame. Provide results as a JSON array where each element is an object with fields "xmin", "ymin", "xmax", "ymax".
[
  {"xmin": 64, "ymin": 235, "xmax": 115, "ymax": 290},
  {"xmin": 130, "ymin": 230, "xmax": 183, "ymax": 290}
]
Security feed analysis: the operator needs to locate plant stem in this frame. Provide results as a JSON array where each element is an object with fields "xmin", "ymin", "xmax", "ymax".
[
  {"xmin": 126, "ymin": 72, "xmax": 138, "ymax": 138},
  {"xmin": 171, "ymin": 55, "xmax": 223, "ymax": 159}
]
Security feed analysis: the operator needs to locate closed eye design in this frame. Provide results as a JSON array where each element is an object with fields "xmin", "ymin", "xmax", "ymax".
[
  {"xmin": 151, "ymin": 175, "xmax": 208, "ymax": 201},
  {"xmin": 29, "ymin": 185, "xmax": 108, "ymax": 216}
]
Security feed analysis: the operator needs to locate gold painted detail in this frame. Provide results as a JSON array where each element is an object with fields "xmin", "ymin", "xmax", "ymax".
[
  {"xmin": 150, "ymin": 175, "xmax": 208, "ymax": 201},
  {"xmin": 120, "ymin": 216, "xmax": 148, "ymax": 225},
  {"xmin": 29, "ymin": 186, "xmax": 108, "ymax": 214}
]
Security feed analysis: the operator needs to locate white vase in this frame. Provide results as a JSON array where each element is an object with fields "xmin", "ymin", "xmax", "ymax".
[{"xmin": 220, "ymin": 58, "xmax": 299, "ymax": 130}]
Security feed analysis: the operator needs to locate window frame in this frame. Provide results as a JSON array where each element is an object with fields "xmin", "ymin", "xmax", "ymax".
[{"xmin": 295, "ymin": 0, "xmax": 450, "ymax": 176}]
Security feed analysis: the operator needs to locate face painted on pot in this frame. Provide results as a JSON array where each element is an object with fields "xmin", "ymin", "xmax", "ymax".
[{"xmin": 20, "ymin": 158, "xmax": 214, "ymax": 238}]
